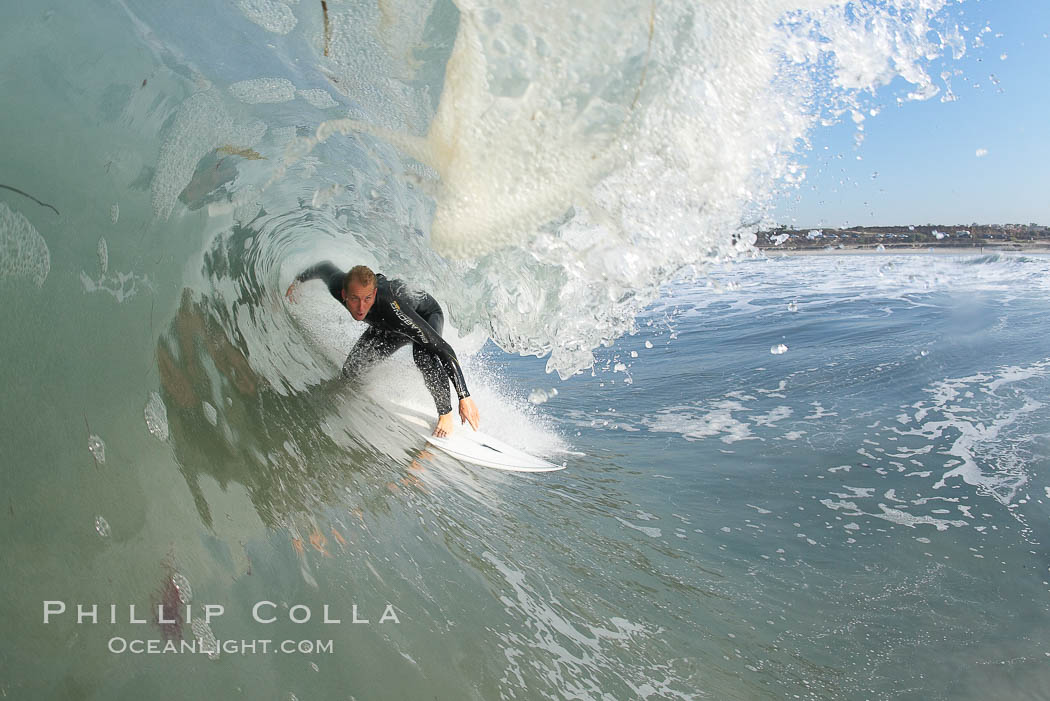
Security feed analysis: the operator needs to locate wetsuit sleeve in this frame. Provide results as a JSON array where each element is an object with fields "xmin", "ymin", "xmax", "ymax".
[
  {"xmin": 388, "ymin": 300, "xmax": 471, "ymax": 399},
  {"xmin": 294, "ymin": 261, "xmax": 343, "ymax": 286},
  {"xmin": 294, "ymin": 261, "xmax": 345, "ymax": 303}
]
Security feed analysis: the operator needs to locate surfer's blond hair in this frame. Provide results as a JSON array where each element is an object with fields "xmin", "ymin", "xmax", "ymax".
[{"xmin": 345, "ymin": 265, "xmax": 376, "ymax": 291}]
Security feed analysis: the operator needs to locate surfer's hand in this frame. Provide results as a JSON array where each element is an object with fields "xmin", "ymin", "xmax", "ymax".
[
  {"xmin": 285, "ymin": 281, "xmax": 300, "ymax": 303},
  {"xmin": 458, "ymin": 397, "xmax": 479, "ymax": 432}
]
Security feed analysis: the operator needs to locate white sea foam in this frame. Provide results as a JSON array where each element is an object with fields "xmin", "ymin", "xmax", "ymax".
[
  {"xmin": 0, "ymin": 202, "xmax": 50, "ymax": 287},
  {"xmin": 616, "ymin": 517, "xmax": 662, "ymax": 539},
  {"xmin": 144, "ymin": 391, "xmax": 169, "ymax": 441},
  {"xmin": 88, "ymin": 434, "xmax": 106, "ymax": 464},
  {"xmin": 481, "ymin": 551, "xmax": 694, "ymax": 699},
  {"xmin": 298, "ymin": 88, "xmax": 338, "ymax": 109},
  {"xmin": 171, "ymin": 572, "xmax": 192, "ymax": 604},
  {"xmin": 812, "ymin": 353, "xmax": 1050, "ymax": 542},
  {"xmin": 528, "ymin": 387, "xmax": 558, "ymax": 405},
  {"xmin": 647, "ymin": 401, "xmax": 757, "ymax": 444},
  {"xmin": 236, "ymin": 0, "xmax": 297, "ymax": 34},
  {"xmin": 150, "ymin": 90, "xmax": 266, "ymax": 219},
  {"xmin": 191, "ymin": 619, "xmax": 220, "ymax": 660},
  {"xmin": 753, "ymin": 406, "xmax": 793, "ymax": 427},
  {"xmin": 80, "ymin": 253, "xmax": 152, "ymax": 303},
  {"xmin": 229, "ymin": 77, "xmax": 297, "ymax": 104},
  {"xmin": 96, "ymin": 237, "xmax": 108, "ymax": 274},
  {"xmin": 874, "ymin": 504, "xmax": 967, "ymax": 531},
  {"xmin": 94, "ymin": 515, "xmax": 111, "ymax": 537}
]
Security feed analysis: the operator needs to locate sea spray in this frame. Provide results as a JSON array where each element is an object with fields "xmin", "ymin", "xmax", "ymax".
[{"xmin": 247, "ymin": 0, "xmax": 958, "ymax": 376}]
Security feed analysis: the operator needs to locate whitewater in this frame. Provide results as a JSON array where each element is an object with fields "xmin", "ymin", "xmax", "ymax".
[{"xmin": 2, "ymin": 1, "xmax": 1048, "ymax": 699}]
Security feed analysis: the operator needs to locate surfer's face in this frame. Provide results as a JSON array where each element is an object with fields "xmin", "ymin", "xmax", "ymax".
[{"xmin": 343, "ymin": 280, "xmax": 377, "ymax": 321}]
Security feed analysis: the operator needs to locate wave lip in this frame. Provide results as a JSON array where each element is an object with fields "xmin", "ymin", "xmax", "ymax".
[{"xmin": 292, "ymin": 0, "xmax": 962, "ymax": 375}]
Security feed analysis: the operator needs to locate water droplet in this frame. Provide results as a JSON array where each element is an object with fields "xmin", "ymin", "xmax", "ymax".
[
  {"xmin": 97, "ymin": 237, "xmax": 109, "ymax": 274},
  {"xmin": 770, "ymin": 344, "xmax": 788, "ymax": 355},
  {"xmin": 145, "ymin": 392, "xmax": 169, "ymax": 441},
  {"xmin": 88, "ymin": 435, "xmax": 106, "ymax": 464},
  {"xmin": 192, "ymin": 619, "xmax": 220, "ymax": 659},
  {"xmin": 644, "ymin": 340, "xmax": 653, "ymax": 349},
  {"xmin": 630, "ymin": 351, "xmax": 638, "ymax": 358},
  {"xmin": 95, "ymin": 515, "xmax": 111, "ymax": 537},
  {"xmin": 787, "ymin": 302, "xmax": 798, "ymax": 312},
  {"xmin": 172, "ymin": 572, "xmax": 192, "ymax": 604},
  {"xmin": 528, "ymin": 388, "xmax": 558, "ymax": 405}
]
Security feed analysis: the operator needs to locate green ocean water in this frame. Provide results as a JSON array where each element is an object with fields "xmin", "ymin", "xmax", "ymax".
[{"xmin": 5, "ymin": 1, "xmax": 1049, "ymax": 699}]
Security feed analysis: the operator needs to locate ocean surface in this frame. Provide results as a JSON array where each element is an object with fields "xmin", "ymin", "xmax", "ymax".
[{"xmin": 3, "ymin": 1, "xmax": 1048, "ymax": 699}]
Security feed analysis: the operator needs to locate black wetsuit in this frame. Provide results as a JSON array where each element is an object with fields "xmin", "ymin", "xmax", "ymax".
[{"xmin": 294, "ymin": 262, "xmax": 469, "ymax": 415}]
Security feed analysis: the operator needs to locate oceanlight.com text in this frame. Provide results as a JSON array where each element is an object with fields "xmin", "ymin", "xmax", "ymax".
[{"xmin": 107, "ymin": 637, "xmax": 335, "ymax": 655}]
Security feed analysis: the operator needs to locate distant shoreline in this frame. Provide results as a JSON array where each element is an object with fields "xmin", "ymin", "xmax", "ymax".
[{"xmin": 757, "ymin": 243, "xmax": 1050, "ymax": 257}]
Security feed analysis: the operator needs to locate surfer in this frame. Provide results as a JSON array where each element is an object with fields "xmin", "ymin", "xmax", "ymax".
[{"xmin": 285, "ymin": 262, "xmax": 479, "ymax": 438}]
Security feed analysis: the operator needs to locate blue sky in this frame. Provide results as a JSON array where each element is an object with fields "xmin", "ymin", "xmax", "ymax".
[{"xmin": 772, "ymin": 0, "xmax": 1050, "ymax": 228}]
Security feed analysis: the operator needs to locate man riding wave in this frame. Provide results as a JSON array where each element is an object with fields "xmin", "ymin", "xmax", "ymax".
[{"xmin": 286, "ymin": 262, "xmax": 480, "ymax": 437}]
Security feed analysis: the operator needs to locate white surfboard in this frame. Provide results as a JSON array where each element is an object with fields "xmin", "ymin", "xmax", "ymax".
[
  {"xmin": 423, "ymin": 428, "xmax": 565, "ymax": 472},
  {"xmin": 392, "ymin": 406, "xmax": 565, "ymax": 473}
]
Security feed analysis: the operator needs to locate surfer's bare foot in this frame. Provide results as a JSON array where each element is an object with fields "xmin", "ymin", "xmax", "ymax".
[{"xmin": 433, "ymin": 412, "xmax": 454, "ymax": 438}]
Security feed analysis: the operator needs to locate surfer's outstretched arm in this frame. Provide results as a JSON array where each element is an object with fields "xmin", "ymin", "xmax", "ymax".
[
  {"xmin": 295, "ymin": 260, "xmax": 343, "ymax": 284},
  {"xmin": 286, "ymin": 261, "xmax": 345, "ymax": 302}
]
